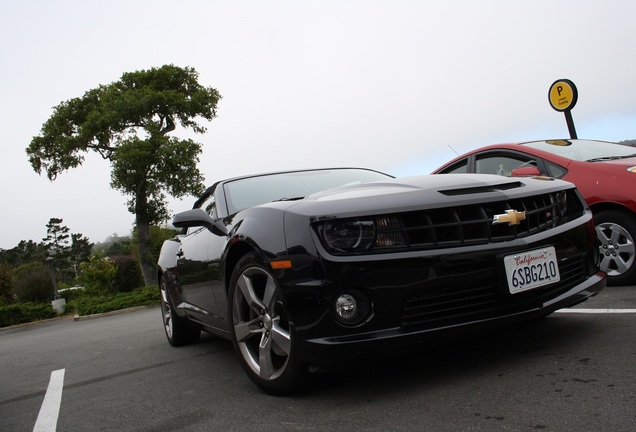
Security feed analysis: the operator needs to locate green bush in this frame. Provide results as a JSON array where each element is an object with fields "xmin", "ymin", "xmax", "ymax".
[
  {"xmin": 0, "ymin": 302, "xmax": 57, "ymax": 327},
  {"xmin": 111, "ymin": 255, "xmax": 143, "ymax": 293},
  {"xmin": 72, "ymin": 285, "xmax": 159, "ymax": 316},
  {"xmin": 78, "ymin": 256, "xmax": 117, "ymax": 295},
  {"xmin": 14, "ymin": 261, "xmax": 47, "ymax": 279},
  {"xmin": 59, "ymin": 286, "xmax": 86, "ymax": 302},
  {"xmin": 12, "ymin": 267, "xmax": 54, "ymax": 303}
]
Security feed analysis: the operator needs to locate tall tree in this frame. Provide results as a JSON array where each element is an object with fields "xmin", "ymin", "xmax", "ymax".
[
  {"xmin": 42, "ymin": 217, "xmax": 71, "ymax": 257},
  {"xmin": 69, "ymin": 233, "xmax": 93, "ymax": 268},
  {"xmin": 27, "ymin": 65, "xmax": 221, "ymax": 285}
]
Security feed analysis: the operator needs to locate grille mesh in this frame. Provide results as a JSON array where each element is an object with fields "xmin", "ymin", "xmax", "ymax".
[
  {"xmin": 400, "ymin": 254, "xmax": 587, "ymax": 328},
  {"xmin": 373, "ymin": 190, "xmax": 582, "ymax": 252}
]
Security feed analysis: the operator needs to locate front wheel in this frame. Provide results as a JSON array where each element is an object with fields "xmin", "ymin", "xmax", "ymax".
[
  {"xmin": 228, "ymin": 254, "xmax": 307, "ymax": 395},
  {"xmin": 595, "ymin": 209, "xmax": 636, "ymax": 286}
]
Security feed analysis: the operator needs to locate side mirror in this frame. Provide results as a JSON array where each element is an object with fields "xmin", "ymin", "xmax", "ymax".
[
  {"xmin": 172, "ymin": 208, "xmax": 227, "ymax": 236},
  {"xmin": 511, "ymin": 166, "xmax": 541, "ymax": 177}
]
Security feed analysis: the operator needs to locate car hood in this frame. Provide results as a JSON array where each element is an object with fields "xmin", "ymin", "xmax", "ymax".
[{"xmin": 287, "ymin": 174, "xmax": 573, "ymax": 217}]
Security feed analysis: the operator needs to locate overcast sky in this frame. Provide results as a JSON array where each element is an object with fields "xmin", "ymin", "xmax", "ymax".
[{"xmin": 1, "ymin": 0, "xmax": 635, "ymax": 249}]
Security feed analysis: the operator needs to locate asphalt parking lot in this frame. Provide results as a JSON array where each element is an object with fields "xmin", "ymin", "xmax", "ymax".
[{"xmin": 1, "ymin": 285, "xmax": 635, "ymax": 432}]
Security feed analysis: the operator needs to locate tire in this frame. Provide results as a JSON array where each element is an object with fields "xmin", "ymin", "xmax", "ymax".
[
  {"xmin": 595, "ymin": 209, "xmax": 636, "ymax": 286},
  {"xmin": 228, "ymin": 253, "xmax": 307, "ymax": 395},
  {"xmin": 160, "ymin": 279, "xmax": 201, "ymax": 346}
]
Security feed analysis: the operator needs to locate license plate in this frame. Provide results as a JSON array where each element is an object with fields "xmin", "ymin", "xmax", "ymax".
[{"xmin": 504, "ymin": 246, "xmax": 560, "ymax": 294}]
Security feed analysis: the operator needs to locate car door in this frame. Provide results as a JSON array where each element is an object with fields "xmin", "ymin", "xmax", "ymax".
[
  {"xmin": 174, "ymin": 227, "xmax": 219, "ymax": 325},
  {"xmin": 175, "ymin": 192, "xmax": 227, "ymax": 328}
]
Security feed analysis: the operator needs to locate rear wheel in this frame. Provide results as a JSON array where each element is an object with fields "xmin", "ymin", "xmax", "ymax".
[
  {"xmin": 595, "ymin": 209, "xmax": 636, "ymax": 286},
  {"xmin": 160, "ymin": 280, "xmax": 201, "ymax": 346},
  {"xmin": 228, "ymin": 254, "xmax": 307, "ymax": 395}
]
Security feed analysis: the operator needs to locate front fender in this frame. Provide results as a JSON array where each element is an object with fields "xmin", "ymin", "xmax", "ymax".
[
  {"xmin": 158, "ymin": 237, "xmax": 182, "ymax": 272},
  {"xmin": 228, "ymin": 208, "xmax": 289, "ymax": 262}
]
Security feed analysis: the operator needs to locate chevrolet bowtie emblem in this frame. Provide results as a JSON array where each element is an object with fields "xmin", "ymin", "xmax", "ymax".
[{"xmin": 493, "ymin": 209, "xmax": 526, "ymax": 226}]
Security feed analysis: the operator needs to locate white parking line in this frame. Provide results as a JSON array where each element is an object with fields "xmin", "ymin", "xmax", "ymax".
[
  {"xmin": 556, "ymin": 309, "xmax": 636, "ymax": 313},
  {"xmin": 33, "ymin": 369, "xmax": 65, "ymax": 432}
]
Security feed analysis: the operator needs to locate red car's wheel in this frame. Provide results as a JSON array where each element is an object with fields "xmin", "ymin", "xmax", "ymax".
[{"xmin": 595, "ymin": 209, "xmax": 636, "ymax": 286}]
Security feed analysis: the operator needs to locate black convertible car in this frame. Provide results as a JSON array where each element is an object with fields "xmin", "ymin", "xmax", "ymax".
[{"xmin": 157, "ymin": 168, "xmax": 605, "ymax": 394}]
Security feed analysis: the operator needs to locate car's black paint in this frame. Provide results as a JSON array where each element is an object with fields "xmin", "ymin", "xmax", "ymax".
[{"xmin": 158, "ymin": 168, "xmax": 605, "ymax": 394}]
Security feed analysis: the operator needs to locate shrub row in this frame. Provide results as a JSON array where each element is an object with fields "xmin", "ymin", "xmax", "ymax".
[
  {"xmin": 0, "ymin": 302, "xmax": 57, "ymax": 327},
  {"xmin": 72, "ymin": 285, "xmax": 160, "ymax": 316},
  {"xmin": 0, "ymin": 286, "xmax": 160, "ymax": 328}
]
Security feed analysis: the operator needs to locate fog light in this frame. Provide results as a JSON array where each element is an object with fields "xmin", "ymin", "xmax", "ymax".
[
  {"xmin": 333, "ymin": 290, "xmax": 372, "ymax": 326},
  {"xmin": 335, "ymin": 294, "xmax": 357, "ymax": 320}
]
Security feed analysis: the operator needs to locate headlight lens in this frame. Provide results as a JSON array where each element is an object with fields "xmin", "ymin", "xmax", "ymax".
[
  {"xmin": 322, "ymin": 219, "xmax": 375, "ymax": 251},
  {"xmin": 316, "ymin": 216, "xmax": 406, "ymax": 253},
  {"xmin": 628, "ymin": 166, "xmax": 636, "ymax": 173}
]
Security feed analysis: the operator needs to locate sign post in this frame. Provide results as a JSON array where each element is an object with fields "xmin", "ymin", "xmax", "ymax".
[{"xmin": 548, "ymin": 79, "xmax": 578, "ymax": 139}]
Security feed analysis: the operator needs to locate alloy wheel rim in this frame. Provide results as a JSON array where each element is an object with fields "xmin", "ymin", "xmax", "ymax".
[
  {"xmin": 232, "ymin": 267, "xmax": 292, "ymax": 380},
  {"xmin": 596, "ymin": 222, "xmax": 636, "ymax": 277}
]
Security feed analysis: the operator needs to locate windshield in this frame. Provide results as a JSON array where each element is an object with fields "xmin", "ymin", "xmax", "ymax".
[
  {"xmin": 223, "ymin": 168, "xmax": 392, "ymax": 214},
  {"xmin": 522, "ymin": 140, "xmax": 636, "ymax": 162}
]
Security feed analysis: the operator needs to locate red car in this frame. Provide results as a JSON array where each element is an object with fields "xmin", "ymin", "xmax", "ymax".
[{"xmin": 433, "ymin": 139, "xmax": 636, "ymax": 286}]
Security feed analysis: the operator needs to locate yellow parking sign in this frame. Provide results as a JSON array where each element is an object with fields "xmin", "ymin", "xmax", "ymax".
[{"xmin": 549, "ymin": 79, "xmax": 578, "ymax": 112}]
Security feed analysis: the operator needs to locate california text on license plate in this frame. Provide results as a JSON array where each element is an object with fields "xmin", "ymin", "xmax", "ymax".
[{"xmin": 504, "ymin": 246, "xmax": 560, "ymax": 294}]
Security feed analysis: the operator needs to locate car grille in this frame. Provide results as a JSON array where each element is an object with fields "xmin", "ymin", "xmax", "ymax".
[
  {"xmin": 377, "ymin": 190, "xmax": 583, "ymax": 252},
  {"xmin": 314, "ymin": 189, "xmax": 587, "ymax": 256},
  {"xmin": 400, "ymin": 253, "xmax": 587, "ymax": 328}
]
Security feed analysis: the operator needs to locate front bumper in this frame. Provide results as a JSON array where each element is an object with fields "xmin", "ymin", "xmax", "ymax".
[{"xmin": 295, "ymin": 271, "xmax": 605, "ymax": 368}]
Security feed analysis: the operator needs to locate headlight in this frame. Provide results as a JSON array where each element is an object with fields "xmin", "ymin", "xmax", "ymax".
[
  {"xmin": 316, "ymin": 216, "xmax": 406, "ymax": 253},
  {"xmin": 322, "ymin": 219, "xmax": 375, "ymax": 251},
  {"xmin": 628, "ymin": 166, "xmax": 636, "ymax": 173}
]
